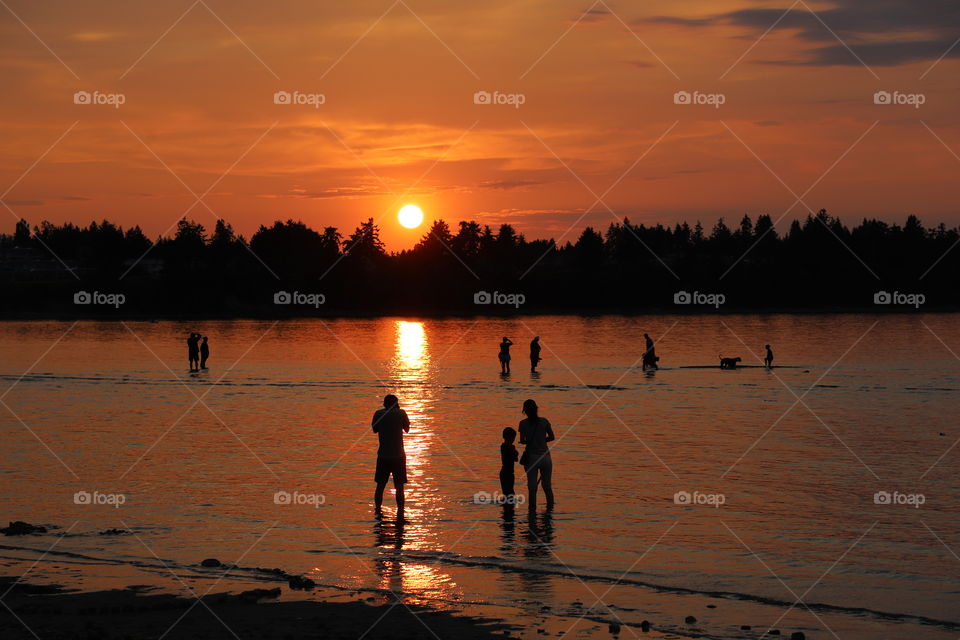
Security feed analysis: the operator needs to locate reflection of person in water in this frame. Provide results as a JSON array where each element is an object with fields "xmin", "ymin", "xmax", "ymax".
[
  {"xmin": 199, "ymin": 336, "xmax": 209, "ymax": 370},
  {"xmin": 372, "ymin": 394, "xmax": 410, "ymax": 512},
  {"xmin": 529, "ymin": 336, "xmax": 542, "ymax": 373},
  {"xmin": 518, "ymin": 510, "xmax": 555, "ymax": 598},
  {"xmin": 373, "ymin": 513, "xmax": 405, "ymax": 597},
  {"xmin": 500, "ymin": 427, "xmax": 518, "ymax": 501},
  {"xmin": 499, "ymin": 337, "xmax": 514, "ymax": 374},
  {"xmin": 499, "ymin": 505, "xmax": 516, "ymax": 550}
]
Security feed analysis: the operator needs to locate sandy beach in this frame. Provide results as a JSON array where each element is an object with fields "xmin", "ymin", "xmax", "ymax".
[{"xmin": 0, "ymin": 576, "xmax": 516, "ymax": 640}]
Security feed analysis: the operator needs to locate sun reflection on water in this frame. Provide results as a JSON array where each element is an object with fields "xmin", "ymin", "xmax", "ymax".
[
  {"xmin": 393, "ymin": 321, "xmax": 430, "ymax": 480},
  {"xmin": 389, "ymin": 320, "xmax": 443, "ymax": 548},
  {"xmin": 396, "ymin": 320, "xmax": 427, "ymax": 373}
]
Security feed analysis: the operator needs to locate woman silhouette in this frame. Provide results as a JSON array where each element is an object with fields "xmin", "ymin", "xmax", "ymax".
[
  {"xmin": 498, "ymin": 337, "xmax": 514, "ymax": 374},
  {"xmin": 518, "ymin": 399, "xmax": 555, "ymax": 510}
]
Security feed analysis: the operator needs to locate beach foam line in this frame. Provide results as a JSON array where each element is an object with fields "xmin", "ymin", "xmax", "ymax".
[
  {"xmin": 0, "ymin": 373, "xmax": 628, "ymax": 393},
  {"xmin": 675, "ymin": 365, "xmax": 807, "ymax": 369},
  {"xmin": 6, "ymin": 539, "xmax": 957, "ymax": 633},
  {"xmin": 360, "ymin": 547, "xmax": 960, "ymax": 630}
]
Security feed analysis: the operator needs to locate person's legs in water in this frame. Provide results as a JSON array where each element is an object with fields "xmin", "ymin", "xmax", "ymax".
[
  {"xmin": 539, "ymin": 456, "xmax": 554, "ymax": 508},
  {"xmin": 374, "ymin": 480, "xmax": 388, "ymax": 510},
  {"xmin": 500, "ymin": 469, "xmax": 514, "ymax": 499},
  {"xmin": 393, "ymin": 477, "xmax": 405, "ymax": 509},
  {"xmin": 526, "ymin": 456, "xmax": 541, "ymax": 510}
]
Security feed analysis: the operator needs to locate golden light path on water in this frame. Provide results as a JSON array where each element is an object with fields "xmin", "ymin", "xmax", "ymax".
[
  {"xmin": 395, "ymin": 320, "xmax": 429, "ymax": 478},
  {"xmin": 370, "ymin": 320, "xmax": 459, "ymax": 601}
]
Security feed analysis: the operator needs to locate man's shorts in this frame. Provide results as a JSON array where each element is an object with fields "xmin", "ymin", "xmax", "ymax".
[{"xmin": 375, "ymin": 456, "xmax": 408, "ymax": 484}]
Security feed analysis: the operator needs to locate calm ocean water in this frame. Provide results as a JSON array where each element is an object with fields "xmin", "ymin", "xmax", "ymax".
[{"xmin": 1, "ymin": 315, "xmax": 958, "ymax": 639}]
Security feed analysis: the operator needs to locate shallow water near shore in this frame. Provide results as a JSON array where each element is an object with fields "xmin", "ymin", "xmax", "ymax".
[{"xmin": 1, "ymin": 314, "xmax": 958, "ymax": 639}]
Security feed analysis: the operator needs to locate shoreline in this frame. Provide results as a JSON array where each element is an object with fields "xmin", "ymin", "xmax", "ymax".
[{"xmin": 3, "ymin": 527, "xmax": 958, "ymax": 640}]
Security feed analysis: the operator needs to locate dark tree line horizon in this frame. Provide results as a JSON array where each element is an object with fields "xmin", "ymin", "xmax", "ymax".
[{"xmin": 1, "ymin": 210, "xmax": 958, "ymax": 315}]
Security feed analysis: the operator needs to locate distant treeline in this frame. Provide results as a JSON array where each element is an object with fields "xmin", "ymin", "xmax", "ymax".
[{"xmin": 0, "ymin": 210, "xmax": 957, "ymax": 316}]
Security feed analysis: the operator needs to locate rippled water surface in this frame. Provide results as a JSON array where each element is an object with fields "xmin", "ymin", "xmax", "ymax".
[{"xmin": 1, "ymin": 315, "xmax": 958, "ymax": 639}]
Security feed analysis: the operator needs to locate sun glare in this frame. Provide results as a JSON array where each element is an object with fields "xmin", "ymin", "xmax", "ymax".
[{"xmin": 398, "ymin": 204, "xmax": 424, "ymax": 229}]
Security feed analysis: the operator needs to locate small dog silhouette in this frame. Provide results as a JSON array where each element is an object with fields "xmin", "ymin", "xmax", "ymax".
[{"xmin": 719, "ymin": 356, "xmax": 742, "ymax": 369}]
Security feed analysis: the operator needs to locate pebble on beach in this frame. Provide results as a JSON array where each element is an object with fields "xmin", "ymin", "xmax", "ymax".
[
  {"xmin": 1, "ymin": 521, "xmax": 47, "ymax": 536},
  {"xmin": 790, "ymin": 633, "xmax": 805, "ymax": 640},
  {"xmin": 640, "ymin": 620, "xmax": 650, "ymax": 632},
  {"xmin": 684, "ymin": 615, "xmax": 697, "ymax": 624},
  {"xmin": 239, "ymin": 587, "xmax": 281, "ymax": 602},
  {"xmin": 200, "ymin": 558, "xmax": 222, "ymax": 568},
  {"xmin": 288, "ymin": 575, "xmax": 316, "ymax": 590},
  {"xmin": 608, "ymin": 622, "xmax": 620, "ymax": 635}
]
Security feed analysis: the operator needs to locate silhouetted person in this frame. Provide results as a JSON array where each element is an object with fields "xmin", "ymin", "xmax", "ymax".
[
  {"xmin": 519, "ymin": 399, "xmax": 555, "ymax": 510},
  {"xmin": 500, "ymin": 427, "xmax": 518, "ymax": 502},
  {"xmin": 529, "ymin": 336, "xmax": 542, "ymax": 373},
  {"xmin": 187, "ymin": 333, "xmax": 200, "ymax": 371},
  {"xmin": 642, "ymin": 333, "xmax": 659, "ymax": 370},
  {"xmin": 199, "ymin": 336, "xmax": 209, "ymax": 370},
  {"xmin": 499, "ymin": 337, "xmax": 514, "ymax": 374},
  {"xmin": 372, "ymin": 394, "xmax": 410, "ymax": 512},
  {"xmin": 764, "ymin": 344, "xmax": 774, "ymax": 368}
]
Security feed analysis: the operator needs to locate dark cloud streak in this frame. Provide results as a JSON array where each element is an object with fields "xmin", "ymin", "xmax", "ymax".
[{"xmin": 639, "ymin": 0, "xmax": 960, "ymax": 66}]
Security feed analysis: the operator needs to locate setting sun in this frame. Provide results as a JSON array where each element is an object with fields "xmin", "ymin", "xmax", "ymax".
[{"xmin": 398, "ymin": 205, "xmax": 424, "ymax": 229}]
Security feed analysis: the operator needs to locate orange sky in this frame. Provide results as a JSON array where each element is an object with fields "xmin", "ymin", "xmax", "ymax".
[{"xmin": 1, "ymin": 0, "xmax": 958, "ymax": 249}]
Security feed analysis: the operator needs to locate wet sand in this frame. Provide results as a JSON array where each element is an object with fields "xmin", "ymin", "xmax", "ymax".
[{"xmin": 0, "ymin": 577, "xmax": 513, "ymax": 640}]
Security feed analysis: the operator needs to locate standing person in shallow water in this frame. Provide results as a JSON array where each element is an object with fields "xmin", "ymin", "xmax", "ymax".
[
  {"xmin": 199, "ymin": 336, "xmax": 209, "ymax": 370},
  {"xmin": 519, "ymin": 399, "xmax": 555, "ymax": 510},
  {"xmin": 764, "ymin": 344, "xmax": 774, "ymax": 368},
  {"xmin": 187, "ymin": 333, "xmax": 200, "ymax": 371},
  {"xmin": 642, "ymin": 333, "xmax": 659, "ymax": 370},
  {"xmin": 499, "ymin": 337, "xmax": 514, "ymax": 374},
  {"xmin": 372, "ymin": 394, "xmax": 410, "ymax": 512},
  {"xmin": 529, "ymin": 336, "xmax": 542, "ymax": 373}
]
